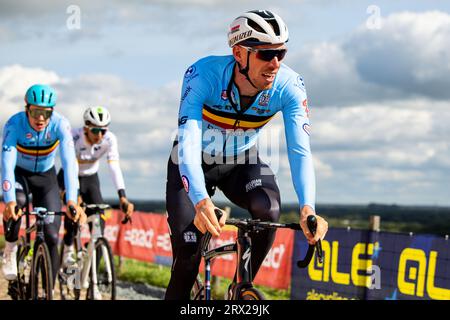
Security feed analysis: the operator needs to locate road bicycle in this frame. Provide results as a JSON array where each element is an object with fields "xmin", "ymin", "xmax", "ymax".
[
  {"xmin": 58, "ymin": 203, "xmax": 130, "ymax": 300},
  {"xmin": 191, "ymin": 209, "xmax": 323, "ymax": 300},
  {"xmin": 5, "ymin": 205, "xmax": 75, "ymax": 300}
]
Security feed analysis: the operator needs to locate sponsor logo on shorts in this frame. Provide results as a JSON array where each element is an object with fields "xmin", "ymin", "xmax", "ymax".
[
  {"xmin": 183, "ymin": 231, "xmax": 197, "ymax": 243},
  {"xmin": 181, "ymin": 175, "xmax": 189, "ymax": 193},
  {"xmin": 245, "ymin": 179, "xmax": 262, "ymax": 192}
]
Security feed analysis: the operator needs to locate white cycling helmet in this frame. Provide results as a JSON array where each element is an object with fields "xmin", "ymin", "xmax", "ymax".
[
  {"xmin": 228, "ymin": 10, "xmax": 289, "ymax": 48},
  {"xmin": 83, "ymin": 106, "xmax": 111, "ymax": 127}
]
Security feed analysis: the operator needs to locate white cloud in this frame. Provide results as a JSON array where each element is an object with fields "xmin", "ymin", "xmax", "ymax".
[
  {"xmin": 0, "ymin": 65, "xmax": 61, "ymax": 124},
  {"xmin": 0, "ymin": 64, "xmax": 179, "ymax": 199},
  {"xmin": 290, "ymin": 10, "xmax": 450, "ymax": 106}
]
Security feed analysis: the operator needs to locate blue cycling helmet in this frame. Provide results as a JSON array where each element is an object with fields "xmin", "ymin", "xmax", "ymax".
[{"xmin": 25, "ymin": 84, "xmax": 57, "ymax": 107}]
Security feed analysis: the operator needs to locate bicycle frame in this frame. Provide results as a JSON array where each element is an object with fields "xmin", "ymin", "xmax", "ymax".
[
  {"xmin": 71, "ymin": 212, "xmax": 113, "ymax": 291},
  {"xmin": 200, "ymin": 227, "xmax": 257, "ymax": 300},
  {"xmin": 200, "ymin": 239, "xmax": 237, "ymax": 300},
  {"xmin": 26, "ymin": 209, "xmax": 53, "ymax": 252},
  {"xmin": 196, "ymin": 213, "xmax": 320, "ymax": 300}
]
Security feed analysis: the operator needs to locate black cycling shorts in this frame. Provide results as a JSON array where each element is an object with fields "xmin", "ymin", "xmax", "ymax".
[
  {"xmin": 164, "ymin": 141, "xmax": 281, "ymax": 300},
  {"xmin": 57, "ymin": 169, "xmax": 105, "ymax": 245}
]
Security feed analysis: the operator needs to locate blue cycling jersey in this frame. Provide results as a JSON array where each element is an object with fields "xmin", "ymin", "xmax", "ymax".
[
  {"xmin": 177, "ymin": 55, "xmax": 315, "ymax": 209},
  {"xmin": 2, "ymin": 111, "xmax": 78, "ymax": 203}
]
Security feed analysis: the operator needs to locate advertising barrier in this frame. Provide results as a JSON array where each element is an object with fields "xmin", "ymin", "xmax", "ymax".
[
  {"xmin": 1, "ymin": 202, "xmax": 449, "ymax": 297},
  {"xmin": 291, "ymin": 228, "xmax": 450, "ymax": 300},
  {"xmin": 0, "ymin": 203, "xmax": 295, "ymax": 289}
]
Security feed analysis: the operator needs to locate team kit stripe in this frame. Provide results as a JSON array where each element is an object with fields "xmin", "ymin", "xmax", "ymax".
[
  {"xmin": 16, "ymin": 140, "xmax": 60, "ymax": 156},
  {"xmin": 203, "ymin": 104, "xmax": 273, "ymax": 122},
  {"xmin": 202, "ymin": 105, "xmax": 274, "ymax": 130},
  {"xmin": 77, "ymin": 159, "xmax": 98, "ymax": 164}
]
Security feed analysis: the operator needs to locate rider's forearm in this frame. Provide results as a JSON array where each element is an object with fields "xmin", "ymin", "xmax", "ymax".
[
  {"xmin": 178, "ymin": 120, "xmax": 209, "ymax": 206},
  {"xmin": 59, "ymin": 119, "xmax": 78, "ymax": 203},
  {"xmin": 2, "ymin": 122, "xmax": 18, "ymax": 203},
  {"xmin": 1, "ymin": 150, "xmax": 17, "ymax": 203},
  {"xmin": 108, "ymin": 160, "xmax": 126, "ymax": 191}
]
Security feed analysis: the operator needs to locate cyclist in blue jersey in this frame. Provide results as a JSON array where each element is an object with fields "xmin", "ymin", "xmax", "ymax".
[
  {"xmin": 165, "ymin": 10, "xmax": 328, "ymax": 299},
  {"xmin": 1, "ymin": 84, "xmax": 86, "ymax": 285}
]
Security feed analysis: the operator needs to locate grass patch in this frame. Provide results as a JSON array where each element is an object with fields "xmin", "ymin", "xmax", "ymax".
[
  {"xmin": 0, "ymin": 237, "xmax": 4, "ymax": 250},
  {"xmin": 115, "ymin": 257, "xmax": 172, "ymax": 289}
]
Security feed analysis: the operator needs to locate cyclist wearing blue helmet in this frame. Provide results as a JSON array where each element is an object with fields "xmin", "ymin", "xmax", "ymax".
[{"xmin": 1, "ymin": 84, "xmax": 86, "ymax": 286}]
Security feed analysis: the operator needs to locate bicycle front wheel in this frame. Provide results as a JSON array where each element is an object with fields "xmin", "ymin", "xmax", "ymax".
[
  {"xmin": 238, "ymin": 286, "xmax": 265, "ymax": 300},
  {"xmin": 58, "ymin": 242, "xmax": 81, "ymax": 300},
  {"xmin": 31, "ymin": 242, "xmax": 53, "ymax": 300},
  {"xmin": 87, "ymin": 237, "xmax": 116, "ymax": 300},
  {"xmin": 191, "ymin": 275, "xmax": 205, "ymax": 300},
  {"xmin": 15, "ymin": 237, "xmax": 31, "ymax": 300}
]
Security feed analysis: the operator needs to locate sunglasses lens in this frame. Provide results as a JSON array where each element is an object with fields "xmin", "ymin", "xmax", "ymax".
[
  {"xmin": 90, "ymin": 128, "xmax": 107, "ymax": 135},
  {"xmin": 257, "ymin": 49, "xmax": 287, "ymax": 62},
  {"xmin": 29, "ymin": 108, "xmax": 52, "ymax": 119}
]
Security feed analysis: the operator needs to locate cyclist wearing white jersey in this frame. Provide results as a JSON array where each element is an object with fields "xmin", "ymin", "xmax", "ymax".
[
  {"xmin": 165, "ymin": 10, "xmax": 328, "ymax": 299},
  {"xmin": 58, "ymin": 106, "xmax": 134, "ymax": 266}
]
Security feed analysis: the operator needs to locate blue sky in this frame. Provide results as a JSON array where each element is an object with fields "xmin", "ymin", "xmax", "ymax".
[{"xmin": 1, "ymin": 1, "xmax": 450, "ymax": 206}]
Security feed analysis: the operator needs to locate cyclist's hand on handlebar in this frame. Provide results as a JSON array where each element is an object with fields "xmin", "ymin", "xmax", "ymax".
[
  {"xmin": 194, "ymin": 198, "xmax": 222, "ymax": 237},
  {"xmin": 300, "ymin": 206, "xmax": 328, "ymax": 245},
  {"xmin": 3, "ymin": 201, "xmax": 22, "ymax": 221},
  {"xmin": 120, "ymin": 197, "xmax": 134, "ymax": 218},
  {"xmin": 67, "ymin": 200, "xmax": 87, "ymax": 224},
  {"xmin": 217, "ymin": 208, "xmax": 228, "ymax": 228}
]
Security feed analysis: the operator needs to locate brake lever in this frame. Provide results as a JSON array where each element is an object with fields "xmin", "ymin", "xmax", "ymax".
[
  {"xmin": 297, "ymin": 215, "xmax": 324, "ymax": 268},
  {"xmin": 307, "ymin": 215, "xmax": 323, "ymax": 264}
]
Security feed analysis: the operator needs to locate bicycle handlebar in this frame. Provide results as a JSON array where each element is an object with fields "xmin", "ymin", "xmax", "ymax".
[
  {"xmin": 83, "ymin": 203, "xmax": 111, "ymax": 210},
  {"xmin": 80, "ymin": 202, "xmax": 132, "ymax": 225},
  {"xmin": 195, "ymin": 209, "xmax": 322, "ymax": 269},
  {"xmin": 225, "ymin": 212, "xmax": 321, "ymax": 268}
]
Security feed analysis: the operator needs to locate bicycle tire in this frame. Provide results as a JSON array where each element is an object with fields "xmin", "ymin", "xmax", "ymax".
[
  {"xmin": 191, "ymin": 275, "xmax": 205, "ymax": 300},
  {"xmin": 87, "ymin": 237, "xmax": 116, "ymax": 300},
  {"xmin": 16, "ymin": 236, "xmax": 31, "ymax": 300},
  {"xmin": 238, "ymin": 287, "xmax": 265, "ymax": 300},
  {"xmin": 31, "ymin": 241, "xmax": 53, "ymax": 300},
  {"xmin": 58, "ymin": 242, "xmax": 81, "ymax": 300}
]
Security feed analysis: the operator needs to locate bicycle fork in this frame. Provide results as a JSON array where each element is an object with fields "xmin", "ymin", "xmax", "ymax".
[
  {"xmin": 81, "ymin": 240, "xmax": 113, "ymax": 289},
  {"xmin": 236, "ymin": 230, "xmax": 252, "ymax": 284},
  {"xmin": 230, "ymin": 229, "xmax": 253, "ymax": 299}
]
